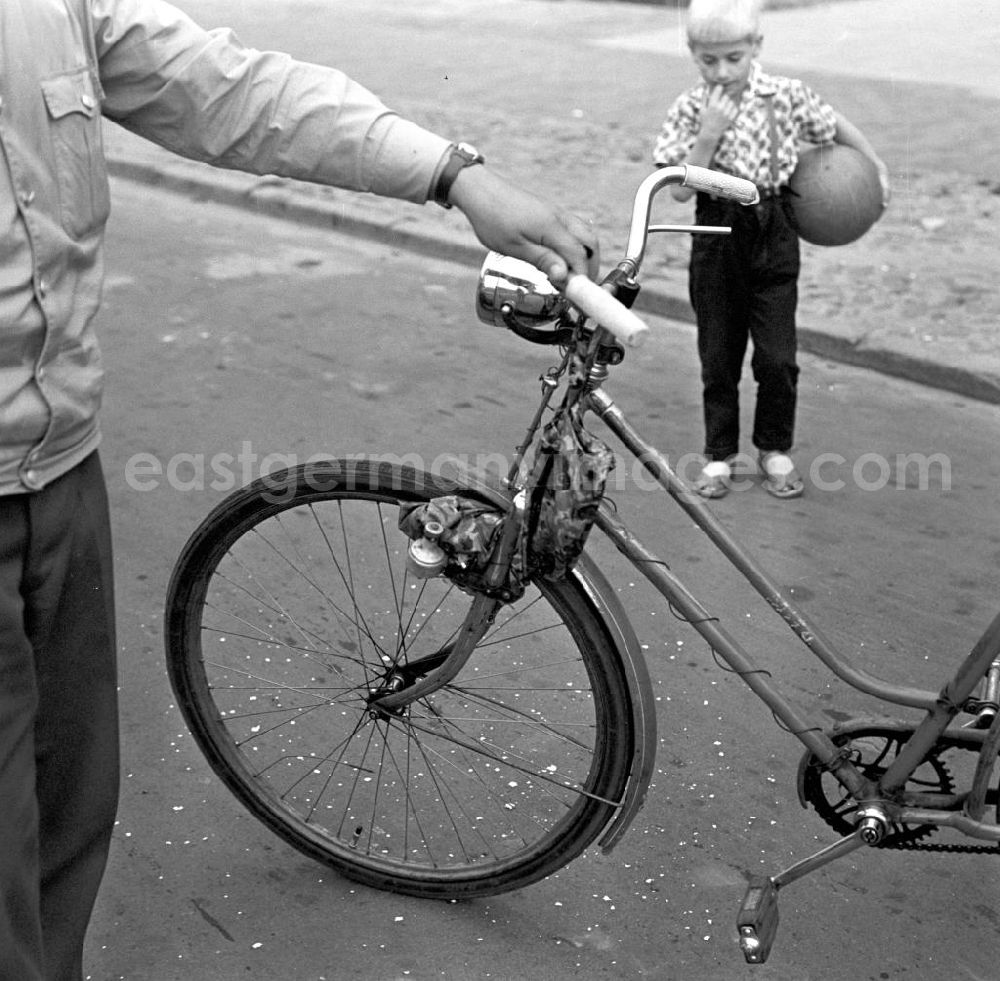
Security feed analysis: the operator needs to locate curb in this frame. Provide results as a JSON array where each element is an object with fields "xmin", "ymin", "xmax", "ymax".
[{"xmin": 106, "ymin": 152, "xmax": 1000, "ymax": 406}]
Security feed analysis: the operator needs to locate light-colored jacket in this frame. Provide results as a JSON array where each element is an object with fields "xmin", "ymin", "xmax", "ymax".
[{"xmin": 0, "ymin": 0, "xmax": 449, "ymax": 494}]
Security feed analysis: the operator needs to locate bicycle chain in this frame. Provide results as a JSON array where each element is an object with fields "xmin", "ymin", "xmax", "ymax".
[{"xmin": 880, "ymin": 836, "xmax": 1000, "ymax": 855}]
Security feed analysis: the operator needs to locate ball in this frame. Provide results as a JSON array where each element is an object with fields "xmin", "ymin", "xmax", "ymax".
[{"xmin": 789, "ymin": 143, "xmax": 884, "ymax": 247}]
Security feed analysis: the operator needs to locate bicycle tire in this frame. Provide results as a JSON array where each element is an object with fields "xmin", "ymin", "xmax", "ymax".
[{"xmin": 165, "ymin": 459, "xmax": 634, "ymax": 898}]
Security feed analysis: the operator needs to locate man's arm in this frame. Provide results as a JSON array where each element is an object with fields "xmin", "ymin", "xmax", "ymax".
[{"xmin": 93, "ymin": 0, "xmax": 597, "ymax": 279}]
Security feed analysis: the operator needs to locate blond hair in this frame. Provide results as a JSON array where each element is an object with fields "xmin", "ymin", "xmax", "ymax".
[{"xmin": 686, "ymin": 0, "xmax": 762, "ymax": 45}]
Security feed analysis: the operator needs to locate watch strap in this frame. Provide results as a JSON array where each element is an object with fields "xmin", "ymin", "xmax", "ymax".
[{"xmin": 433, "ymin": 143, "xmax": 485, "ymax": 209}]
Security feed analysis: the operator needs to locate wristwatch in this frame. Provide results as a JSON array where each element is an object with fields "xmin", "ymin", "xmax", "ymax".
[{"xmin": 433, "ymin": 142, "xmax": 485, "ymax": 209}]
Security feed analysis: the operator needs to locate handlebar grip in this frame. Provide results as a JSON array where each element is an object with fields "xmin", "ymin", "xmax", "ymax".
[
  {"xmin": 564, "ymin": 274, "xmax": 649, "ymax": 347},
  {"xmin": 681, "ymin": 165, "xmax": 760, "ymax": 205}
]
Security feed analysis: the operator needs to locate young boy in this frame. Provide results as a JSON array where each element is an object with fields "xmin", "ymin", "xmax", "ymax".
[{"xmin": 652, "ymin": 0, "xmax": 889, "ymax": 499}]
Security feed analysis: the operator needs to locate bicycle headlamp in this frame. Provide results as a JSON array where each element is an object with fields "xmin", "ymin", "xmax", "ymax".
[{"xmin": 475, "ymin": 252, "xmax": 570, "ymax": 341}]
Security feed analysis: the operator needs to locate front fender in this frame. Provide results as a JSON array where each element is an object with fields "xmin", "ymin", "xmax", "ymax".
[
  {"xmin": 438, "ymin": 457, "xmax": 657, "ymax": 852},
  {"xmin": 572, "ymin": 551, "xmax": 658, "ymax": 852}
]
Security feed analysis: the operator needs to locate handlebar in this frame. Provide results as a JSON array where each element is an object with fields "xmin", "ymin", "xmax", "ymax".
[
  {"xmin": 477, "ymin": 166, "xmax": 758, "ymax": 349},
  {"xmin": 618, "ymin": 165, "xmax": 759, "ymax": 278},
  {"xmin": 562, "ymin": 165, "xmax": 757, "ymax": 347},
  {"xmin": 564, "ymin": 273, "xmax": 649, "ymax": 347}
]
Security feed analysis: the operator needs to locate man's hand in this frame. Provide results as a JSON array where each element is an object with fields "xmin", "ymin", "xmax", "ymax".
[{"xmin": 447, "ymin": 166, "xmax": 599, "ymax": 286}]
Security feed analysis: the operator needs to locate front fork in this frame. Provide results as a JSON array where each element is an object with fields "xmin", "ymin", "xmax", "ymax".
[{"xmin": 372, "ymin": 486, "xmax": 529, "ymax": 713}]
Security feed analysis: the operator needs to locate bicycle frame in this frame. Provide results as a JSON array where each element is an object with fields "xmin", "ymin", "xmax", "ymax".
[
  {"xmin": 587, "ymin": 384, "xmax": 1000, "ymax": 830},
  {"xmin": 389, "ymin": 164, "xmax": 1000, "ymax": 962},
  {"xmin": 609, "ymin": 170, "xmax": 1000, "ymax": 960},
  {"xmin": 592, "ymin": 166, "xmax": 1000, "ymax": 819},
  {"xmin": 583, "ymin": 334, "xmax": 1000, "ymax": 960},
  {"xmin": 385, "ymin": 340, "xmax": 1000, "ymax": 960}
]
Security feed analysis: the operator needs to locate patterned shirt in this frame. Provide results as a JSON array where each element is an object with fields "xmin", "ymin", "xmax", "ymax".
[{"xmin": 652, "ymin": 63, "xmax": 837, "ymax": 191}]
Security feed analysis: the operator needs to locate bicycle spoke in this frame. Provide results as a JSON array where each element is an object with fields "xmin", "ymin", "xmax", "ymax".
[{"xmin": 166, "ymin": 463, "xmax": 631, "ymax": 896}]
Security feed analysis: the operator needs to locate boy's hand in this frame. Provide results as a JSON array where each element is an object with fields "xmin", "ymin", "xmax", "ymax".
[
  {"xmin": 831, "ymin": 111, "xmax": 891, "ymax": 208},
  {"xmin": 874, "ymin": 158, "xmax": 892, "ymax": 209},
  {"xmin": 699, "ymin": 86, "xmax": 739, "ymax": 145},
  {"xmin": 669, "ymin": 86, "xmax": 740, "ymax": 202}
]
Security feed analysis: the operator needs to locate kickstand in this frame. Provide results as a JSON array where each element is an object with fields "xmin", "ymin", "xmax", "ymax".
[{"xmin": 737, "ymin": 830, "xmax": 867, "ymax": 963}]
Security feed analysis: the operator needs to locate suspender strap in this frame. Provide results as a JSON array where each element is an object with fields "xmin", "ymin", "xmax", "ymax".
[{"xmin": 764, "ymin": 95, "xmax": 780, "ymax": 191}]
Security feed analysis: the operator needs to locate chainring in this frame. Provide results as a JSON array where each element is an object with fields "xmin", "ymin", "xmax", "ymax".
[{"xmin": 799, "ymin": 724, "xmax": 954, "ymax": 849}]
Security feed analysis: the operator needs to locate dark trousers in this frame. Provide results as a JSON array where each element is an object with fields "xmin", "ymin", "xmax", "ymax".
[
  {"xmin": 689, "ymin": 191, "xmax": 801, "ymax": 461},
  {"xmin": 0, "ymin": 452, "xmax": 118, "ymax": 981}
]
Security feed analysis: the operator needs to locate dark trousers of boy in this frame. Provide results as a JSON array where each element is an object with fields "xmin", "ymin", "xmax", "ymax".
[
  {"xmin": 0, "ymin": 451, "xmax": 118, "ymax": 981},
  {"xmin": 689, "ymin": 190, "xmax": 800, "ymax": 462}
]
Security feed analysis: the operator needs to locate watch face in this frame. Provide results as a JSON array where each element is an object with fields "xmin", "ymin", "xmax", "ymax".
[{"xmin": 457, "ymin": 142, "xmax": 483, "ymax": 163}]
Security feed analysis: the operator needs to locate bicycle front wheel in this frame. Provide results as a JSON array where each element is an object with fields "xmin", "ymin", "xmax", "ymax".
[{"xmin": 165, "ymin": 460, "xmax": 633, "ymax": 898}]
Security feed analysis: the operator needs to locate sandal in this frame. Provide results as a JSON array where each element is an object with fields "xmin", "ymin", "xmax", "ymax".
[
  {"xmin": 758, "ymin": 451, "xmax": 804, "ymax": 499},
  {"xmin": 695, "ymin": 459, "xmax": 733, "ymax": 499}
]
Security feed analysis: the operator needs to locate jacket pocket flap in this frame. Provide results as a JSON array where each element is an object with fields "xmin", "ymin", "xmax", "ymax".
[{"xmin": 41, "ymin": 69, "xmax": 99, "ymax": 121}]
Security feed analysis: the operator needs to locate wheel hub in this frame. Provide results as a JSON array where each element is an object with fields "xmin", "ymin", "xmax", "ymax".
[{"xmin": 367, "ymin": 673, "xmax": 408, "ymax": 719}]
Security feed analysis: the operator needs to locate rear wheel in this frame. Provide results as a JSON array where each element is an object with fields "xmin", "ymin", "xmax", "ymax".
[{"xmin": 165, "ymin": 460, "xmax": 634, "ymax": 897}]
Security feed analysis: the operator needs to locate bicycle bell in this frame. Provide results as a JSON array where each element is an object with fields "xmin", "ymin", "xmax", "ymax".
[{"xmin": 476, "ymin": 251, "xmax": 569, "ymax": 336}]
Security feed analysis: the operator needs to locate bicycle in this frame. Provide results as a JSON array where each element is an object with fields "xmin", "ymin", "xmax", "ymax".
[{"xmin": 164, "ymin": 164, "xmax": 1000, "ymax": 964}]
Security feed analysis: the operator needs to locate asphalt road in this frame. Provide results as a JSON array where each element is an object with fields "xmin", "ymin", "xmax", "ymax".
[{"xmin": 83, "ymin": 176, "xmax": 1000, "ymax": 981}]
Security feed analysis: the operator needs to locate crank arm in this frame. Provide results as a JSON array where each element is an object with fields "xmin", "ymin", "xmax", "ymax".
[{"xmin": 738, "ymin": 830, "xmax": 868, "ymax": 964}]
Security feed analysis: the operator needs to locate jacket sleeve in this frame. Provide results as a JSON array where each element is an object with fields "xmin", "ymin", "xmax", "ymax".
[{"xmin": 90, "ymin": 0, "xmax": 450, "ymax": 202}]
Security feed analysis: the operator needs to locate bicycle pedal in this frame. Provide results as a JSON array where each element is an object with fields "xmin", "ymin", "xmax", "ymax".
[{"xmin": 736, "ymin": 876, "xmax": 780, "ymax": 964}]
